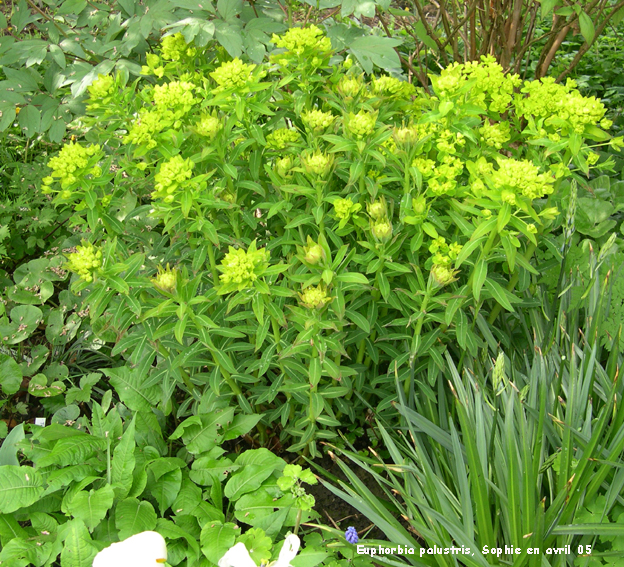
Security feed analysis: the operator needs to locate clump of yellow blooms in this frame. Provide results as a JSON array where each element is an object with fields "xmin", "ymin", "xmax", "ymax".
[
  {"xmin": 271, "ymin": 25, "xmax": 331, "ymax": 57},
  {"xmin": 152, "ymin": 155, "xmax": 194, "ymax": 203},
  {"xmin": 210, "ymin": 58, "xmax": 257, "ymax": 92},
  {"xmin": 46, "ymin": 143, "xmax": 101, "ymax": 189},
  {"xmin": 345, "ymin": 110, "xmax": 377, "ymax": 140},
  {"xmin": 299, "ymin": 284, "xmax": 332, "ymax": 309},
  {"xmin": 124, "ymin": 110, "xmax": 167, "ymax": 150},
  {"xmin": 218, "ymin": 241, "xmax": 270, "ymax": 290},
  {"xmin": 152, "ymin": 81, "xmax": 198, "ymax": 116},
  {"xmin": 87, "ymin": 75, "xmax": 115, "ymax": 101},
  {"xmin": 370, "ymin": 75, "xmax": 415, "ymax": 100},
  {"xmin": 267, "ymin": 128, "xmax": 300, "ymax": 150},
  {"xmin": 301, "ymin": 109, "xmax": 335, "ymax": 133},
  {"xmin": 302, "ymin": 150, "xmax": 333, "ymax": 177},
  {"xmin": 491, "ymin": 157, "xmax": 555, "ymax": 201},
  {"xmin": 275, "ymin": 156, "xmax": 296, "ymax": 178},
  {"xmin": 479, "ymin": 121, "xmax": 510, "ymax": 149},
  {"xmin": 161, "ymin": 33, "xmax": 196, "ymax": 61},
  {"xmin": 65, "ymin": 242, "xmax": 102, "ymax": 283},
  {"xmin": 333, "ymin": 198, "xmax": 361, "ymax": 224},
  {"xmin": 336, "ymin": 75, "xmax": 364, "ymax": 99},
  {"xmin": 194, "ymin": 114, "xmax": 222, "ymax": 140}
]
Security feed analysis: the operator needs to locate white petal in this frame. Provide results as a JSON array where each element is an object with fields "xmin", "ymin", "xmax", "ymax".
[
  {"xmin": 218, "ymin": 542, "xmax": 258, "ymax": 567},
  {"xmin": 93, "ymin": 531, "xmax": 167, "ymax": 567},
  {"xmin": 275, "ymin": 535, "xmax": 300, "ymax": 567}
]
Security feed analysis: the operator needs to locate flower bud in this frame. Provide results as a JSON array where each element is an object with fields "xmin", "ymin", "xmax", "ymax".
[
  {"xmin": 371, "ymin": 219, "xmax": 393, "ymax": 243},
  {"xmin": 367, "ymin": 198, "xmax": 387, "ymax": 220},
  {"xmin": 299, "ymin": 284, "xmax": 331, "ymax": 309},
  {"xmin": 275, "ymin": 156, "xmax": 295, "ymax": 178},
  {"xmin": 303, "ymin": 236, "xmax": 325, "ymax": 265},
  {"xmin": 393, "ymin": 125, "xmax": 419, "ymax": 146},
  {"xmin": 302, "ymin": 151, "xmax": 332, "ymax": 177},
  {"xmin": 431, "ymin": 264, "xmax": 458, "ymax": 288},
  {"xmin": 412, "ymin": 195, "xmax": 428, "ymax": 220},
  {"xmin": 152, "ymin": 264, "xmax": 178, "ymax": 293},
  {"xmin": 527, "ymin": 223, "xmax": 538, "ymax": 234}
]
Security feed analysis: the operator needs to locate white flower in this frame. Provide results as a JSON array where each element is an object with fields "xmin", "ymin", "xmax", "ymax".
[
  {"xmin": 218, "ymin": 535, "xmax": 300, "ymax": 567},
  {"xmin": 93, "ymin": 531, "xmax": 167, "ymax": 567}
]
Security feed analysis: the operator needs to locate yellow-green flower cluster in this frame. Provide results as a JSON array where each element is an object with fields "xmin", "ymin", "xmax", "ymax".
[
  {"xmin": 334, "ymin": 198, "xmax": 361, "ymax": 221},
  {"xmin": 65, "ymin": 242, "xmax": 102, "ymax": 283},
  {"xmin": 394, "ymin": 125, "xmax": 419, "ymax": 146},
  {"xmin": 142, "ymin": 53, "xmax": 165, "ymax": 78},
  {"xmin": 87, "ymin": 74, "xmax": 114, "ymax": 101},
  {"xmin": 152, "ymin": 264, "xmax": 177, "ymax": 293},
  {"xmin": 429, "ymin": 237, "xmax": 462, "ymax": 270},
  {"xmin": 370, "ymin": 75, "xmax": 415, "ymax": 100},
  {"xmin": 124, "ymin": 110, "xmax": 167, "ymax": 149},
  {"xmin": 436, "ymin": 129, "xmax": 465, "ymax": 154},
  {"xmin": 152, "ymin": 81, "xmax": 197, "ymax": 116},
  {"xmin": 267, "ymin": 128, "xmax": 300, "ymax": 150},
  {"xmin": 432, "ymin": 56, "xmax": 520, "ymax": 113},
  {"xmin": 302, "ymin": 150, "xmax": 332, "ymax": 176},
  {"xmin": 218, "ymin": 241, "xmax": 270, "ymax": 290},
  {"xmin": 412, "ymin": 157, "xmax": 436, "ymax": 178},
  {"xmin": 336, "ymin": 75, "xmax": 364, "ymax": 99},
  {"xmin": 427, "ymin": 155, "xmax": 464, "ymax": 195},
  {"xmin": 271, "ymin": 25, "xmax": 331, "ymax": 57},
  {"xmin": 299, "ymin": 284, "xmax": 331, "ymax": 309},
  {"xmin": 153, "ymin": 155, "xmax": 194, "ymax": 202},
  {"xmin": 371, "ymin": 218, "xmax": 393, "ymax": 243},
  {"xmin": 301, "ymin": 109, "xmax": 335, "ymax": 133},
  {"xmin": 492, "ymin": 157, "xmax": 554, "ymax": 201},
  {"xmin": 345, "ymin": 110, "xmax": 377, "ymax": 140},
  {"xmin": 210, "ymin": 58, "xmax": 257, "ymax": 93},
  {"xmin": 46, "ymin": 143, "xmax": 101, "ymax": 189},
  {"xmin": 479, "ymin": 121, "xmax": 510, "ymax": 149},
  {"xmin": 516, "ymin": 77, "xmax": 607, "ymax": 133},
  {"xmin": 195, "ymin": 114, "xmax": 221, "ymax": 140},
  {"xmin": 161, "ymin": 33, "xmax": 196, "ymax": 61},
  {"xmin": 431, "ymin": 263, "xmax": 458, "ymax": 287}
]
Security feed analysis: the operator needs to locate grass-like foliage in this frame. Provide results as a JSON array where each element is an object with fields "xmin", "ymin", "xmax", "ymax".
[
  {"xmin": 30, "ymin": 26, "xmax": 622, "ymax": 457},
  {"xmin": 318, "ymin": 252, "xmax": 624, "ymax": 566}
]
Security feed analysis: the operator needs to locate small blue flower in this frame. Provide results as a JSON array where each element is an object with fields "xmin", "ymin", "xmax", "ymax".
[{"xmin": 345, "ymin": 526, "xmax": 358, "ymax": 544}]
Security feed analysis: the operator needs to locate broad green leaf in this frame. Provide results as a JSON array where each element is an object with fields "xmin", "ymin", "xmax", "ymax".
[
  {"xmin": 349, "ymin": 36, "xmax": 402, "ymax": 74},
  {"xmin": 579, "ymin": 11, "xmax": 595, "ymax": 44},
  {"xmin": 200, "ymin": 522, "xmax": 238, "ymax": 564},
  {"xmin": 0, "ymin": 355, "xmax": 22, "ymax": 396},
  {"xmin": 67, "ymin": 485, "xmax": 114, "ymax": 531},
  {"xmin": 59, "ymin": 519, "xmax": 96, "ymax": 567},
  {"xmin": 102, "ymin": 366, "xmax": 159, "ymax": 412},
  {"xmin": 224, "ymin": 464, "xmax": 274, "ymax": 500},
  {"xmin": 170, "ymin": 408, "xmax": 234, "ymax": 454},
  {"xmin": 115, "ymin": 498, "xmax": 157, "ymax": 540},
  {"xmin": 38, "ymin": 434, "xmax": 106, "ymax": 468},
  {"xmin": 0, "ymin": 466, "xmax": 44, "ymax": 514},
  {"xmin": 222, "ymin": 414, "xmax": 263, "ymax": 441}
]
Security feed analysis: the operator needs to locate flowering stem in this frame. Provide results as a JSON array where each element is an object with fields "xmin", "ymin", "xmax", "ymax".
[
  {"xmin": 404, "ymin": 291, "xmax": 431, "ymax": 395},
  {"xmin": 294, "ymin": 509, "xmax": 302, "ymax": 535},
  {"xmin": 206, "ymin": 243, "xmax": 220, "ymax": 285}
]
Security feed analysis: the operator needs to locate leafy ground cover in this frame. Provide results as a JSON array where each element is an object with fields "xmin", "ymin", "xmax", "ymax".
[{"xmin": 1, "ymin": 1, "xmax": 624, "ymax": 566}]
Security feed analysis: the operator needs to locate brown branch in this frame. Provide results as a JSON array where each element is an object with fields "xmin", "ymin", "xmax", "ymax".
[{"xmin": 411, "ymin": 0, "xmax": 450, "ymax": 66}]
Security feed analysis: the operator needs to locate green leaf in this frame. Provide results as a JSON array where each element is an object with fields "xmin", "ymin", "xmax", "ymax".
[
  {"xmin": 18, "ymin": 105, "xmax": 40, "ymax": 137},
  {"xmin": 115, "ymin": 498, "xmax": 157, "ymax": 540},
  {"xmin": 349, "ymin": 36, "xmax": 402, "ymax": 74},
  {"xmin": 336, "ymin": 272, "xmax": 369, "ymax": 285},
  {"xmin": 483, "ymin": 279, "xmax": 519, "ymax": 312},
  {"xmin": 346, "ymin": 309, "xmax": 371, "ymax": 333},
  {"xmin": 38, "ymin": 434, "xmax": 106, "ymax": 468},
  {"xmin": 102, "ymin": 366, "xmax": 159, "ymax": 412},
  {"xmin": 215, "ymin": 21, "xmax": 243, "ymax": 58},
  {"xmin": 224, "ymin": 465, "xmax": 274, "ymax": 500},
  {"xmin": 0, "ymin": 466, "xmax": 44, "ymax": 514},
  {"xmin": 111, "ymin": 418, "xmax": 136, "ymax": 498},
  {"xmin": 0, "ymin": 355, "xmax": 22, "ymax": 396},
  {"xmin": 579, "ymin": 11, "xmax": 595, "ymax": 44},
  {"xmin": 200, "ymin": 522, "xmax": 238, "ymax": 564},
  {"xmin": 0, "ymin": 424, "xmax": 25, "ymax": 467},
  {"xmin": 222, "ymin": 414, "xmax": 262, "ymax": 441},
  {"xmin": 59, "ymin": 519, "xmax": 96, "ymax": 567},
  {"xmin": 472, "ymin": 259, "xmax": 487, "ymax": 302},
  {"xmin": 169, "ymin": 408, "xmax": 234, "ymax": 454},
  {"xmin": 67, "ymin": 485, "xmax": 114, "ymax": 531}
]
